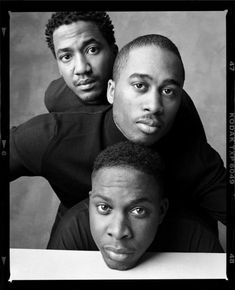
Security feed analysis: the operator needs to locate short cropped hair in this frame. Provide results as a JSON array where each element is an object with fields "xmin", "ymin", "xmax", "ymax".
[
  {"xmin": 113, "ymin": 34, "xmax": 185, "ymax": 82},
  {"xmin": 92, "ymin": 141, "xmax": 165, "ymax": 196},
  {"xmin": 45, "ymin": 11, "xmax": 117, "ymax": 58}
]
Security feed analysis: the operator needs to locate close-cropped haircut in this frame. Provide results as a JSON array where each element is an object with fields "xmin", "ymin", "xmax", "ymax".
[
  {"xmin": 92, "ymin": 141, "xmax": 165, "ymax": 196},
  {"xmin": 45, "ymin": 11, "xmax": 117, "ymax": 58},
  {"xmin": 112, "ymin": 34, "xmax": 185, "ymax": 82}
]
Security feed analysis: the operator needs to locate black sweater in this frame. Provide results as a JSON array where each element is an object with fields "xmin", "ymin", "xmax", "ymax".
[{"xmin": 10, "ymin": 102, "xmax": 226, "ymax": 225}]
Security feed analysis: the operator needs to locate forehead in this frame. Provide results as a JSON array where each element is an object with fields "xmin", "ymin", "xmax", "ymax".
[
  {"xmin": 53, "ymin": 20, "xmax": 107, "ymax": 49},
  {"xmin": 92, "ymin": 166, "xmax": 161, "ymax": 201},
  {"xmin": 121, "ymin": 45, "xmax": 183, "ymax": 83}
]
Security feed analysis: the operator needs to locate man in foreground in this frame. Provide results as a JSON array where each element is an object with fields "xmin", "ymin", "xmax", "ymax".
[
  {"xmin": 89, "ymin": 141, "xmax": 168, "ymax": 270},
  {"xmin": 48, "ymin": 142, "xmax": 223, "ymax": 259},
  {"xmin": 50, "ymin": 141, "xmax": 168, "ymax": 270}
]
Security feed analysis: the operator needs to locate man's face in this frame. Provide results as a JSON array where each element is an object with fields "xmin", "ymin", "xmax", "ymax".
[
  {"xmin": 53, "ymin": 21, "xmax": 116, "ymax": 104},
  {"xmin": 89, "ymin": 166, "xmax": 168, "ymax": 270},
  {"xmin": 107, "ymin": 46, "xmax": 184, "ymax": 145}
]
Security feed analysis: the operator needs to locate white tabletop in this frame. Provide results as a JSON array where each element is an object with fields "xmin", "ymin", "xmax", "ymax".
[{"xmin": 9, "ymin": 249, "xmax": 226, "ymax": 280}]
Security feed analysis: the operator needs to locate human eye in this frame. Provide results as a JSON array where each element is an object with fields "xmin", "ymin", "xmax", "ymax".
[
  {"xmin": 87, "ymin": 45, "xmax": 100, "ymax": 55},
  {"xmin": 97, "ymin": 203, "xmax": 112, "ymax": 215},
  {"xmin": 59, "ymin": 53, "xmax": 72, "ymax": 63},
  {"xmin": 132, "ymin": 82, "xmax": 148, "ymax": 92},
  {"xmin": 162, "ymin": 88, "xmax": 174, "ymax": 96},
  {"xmin": 162, "ymin": 86, "xmax": 182, "ymax": 98},
  {"xmin": 131, "ymin": 207, "xmax": 148, "ymax": 218}
]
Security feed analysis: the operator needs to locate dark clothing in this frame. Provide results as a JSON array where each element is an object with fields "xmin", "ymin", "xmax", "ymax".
[
  {"xmin": 44, "ymin": 77, "xmax": 82, "ymax": 113},
  {"xmin": 48, "ymin": 199, "xmax": 97, "ymax": 250},
  {"xmin": 11, "ymin": 80, "xmax": 225, "ymax": 247},
  {"xmin": 44, "ymin": 77, "xmax": 109, "ymax": 113},
  {"xmin": 9, "ymin": 78, "xmax": 222, "ymax": 250},
  {"xmin": 44, "ymin": 78, "xmax": 206, "ymax": 140},
  {"xmin": 44, "ymin": 78, "xmax": 222, "ymax": 238},
  {"xmin": 10, "ymin": 102, "xmax": 226, "ymax": 226},
  {"xmin": 47, "ymin": 198, "xmax": 224, "ymax": 253}
]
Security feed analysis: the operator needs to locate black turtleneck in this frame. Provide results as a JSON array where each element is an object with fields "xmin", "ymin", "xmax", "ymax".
[
  {"xmin": 44, "ymin": 77, "xmax": 109, "ymax": 113},
  {"xmin": 10, "ymin": 102, "xmax": 226, "ymax": 227}
]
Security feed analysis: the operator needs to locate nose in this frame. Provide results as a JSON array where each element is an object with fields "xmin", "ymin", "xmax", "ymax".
[
  {"xmin": 107, "ymin": 213, "xmax": 132, "ymax": 240},
  {"xmin": 73, "ymin": 53, "xmax": 91, "ymax": 75},
  {"xmin": 143, "ymin": 90, "xmax": 164, "ymax": 115}
]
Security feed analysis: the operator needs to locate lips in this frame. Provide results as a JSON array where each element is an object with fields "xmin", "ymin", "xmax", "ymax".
[
  {"xmin": 103, "ymin": 246, "xmax": 135, "ymax": 262},
  {"xmin": 136, "ymin": 116, "xmax": 163, "ymax": 135},
  {"xmin": 136, "ymin": 117, "xmax": 162, "ymax": 128},
  {"xmin": 74, "ymin": 78, "xmax": 96, "ymax": 86},
  {"xmin": 104, "ymin": 246, "xmax": 134, "ymax": 255}
]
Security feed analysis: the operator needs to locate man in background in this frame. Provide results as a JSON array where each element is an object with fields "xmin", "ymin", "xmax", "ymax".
[
  {"xmin": 43, "ymin": 11, "xmax": 205, "ymax": 146},
  {"xmin": 44, "ymin": 11, "xmax": 117, "ymax": 112}
]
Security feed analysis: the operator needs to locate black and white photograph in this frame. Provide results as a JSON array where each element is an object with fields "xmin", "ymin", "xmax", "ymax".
[{"xmin": 1, "ymin": 0, "xmax": 235, "ymax": 288}]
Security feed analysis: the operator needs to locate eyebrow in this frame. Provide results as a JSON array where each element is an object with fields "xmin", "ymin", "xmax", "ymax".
[
  {"xmin": 127, "ymin": 197, "xmax": 153, "ymax": 206},
  {"xmin": 56, "ymin": 38, "xmax": 102, "ymax": 57},
  {"xmin": 161, "ymin": 78, "xmax": 182, "ymax": 87},
  {"xmin": 91, "ymin": 194, "xmax": 152, "ymax": 205},
  {"xmin": 56, "ymin": 47, "xmax": 73, "ymax": 57},
  {"xmin": 129, "ymin": 73, "xmax": 153, "ymax": 81},
  {"xmin": 129, "ymin": 73, "xmax": 182, "ymax": 87},
  {"xmin": 91, "ymin": 194, "xmax": 112, "ymax": 203}
]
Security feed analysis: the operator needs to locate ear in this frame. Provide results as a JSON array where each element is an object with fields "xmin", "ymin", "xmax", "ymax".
[
  {"xmin": 107, "ymin": 79, "xmax": 115, "ymax": 104},
  {"xmin": 158, "ymin": 198, "xmax": 169, "ymax": 225}
]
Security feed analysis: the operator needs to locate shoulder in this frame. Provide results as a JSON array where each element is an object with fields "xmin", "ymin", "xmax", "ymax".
[
  {"xmin": 47, "ymin": 199, "xmax": 89, "ymax": 250},
  {"xmin": 51, "ymin": 200, "xmax": 89, "ymax": 236},
  {"xmin": 12, "ymin": 113, "xmax": 55, "ymax": 128},
  {"xmin": 53, "ymin": 199, "xmax": 90, "ymax": 242},
  {"xmin": 173, "ymin": 90, "xmax": 207, "ymax": 142},
  {"xmin": 10, "ymin": 113, "xmax": 59, "ymax": 177},
  {"xmin": 64, "ymin": 198, "xmax": 89, "ymax": 221},
  {"xmin": 51, "ymin": 105, "xmax": 111, "ymax": 132},
  {"xmin": 11, "ymin": 113, "xmax": 58, "ymax": 142},
  {"xmin": 154, "ymin": 213, "xmax": 223, "ymax": 252},
  {"xmin": 53, "ymin": 105, "xmax": 111, "ymax": 119},
  {"xmin": 48, "ymin": 199, "xmax": 98, "ymax": 250},
  {"xmin": 45, "ymin": 77, "xmax": 67, "ymax": 97}
]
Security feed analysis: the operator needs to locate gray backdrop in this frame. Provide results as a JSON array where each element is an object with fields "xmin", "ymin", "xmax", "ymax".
[{"xmin": 10, "ymin": 11, "xmax": 226, "ymax": 249}]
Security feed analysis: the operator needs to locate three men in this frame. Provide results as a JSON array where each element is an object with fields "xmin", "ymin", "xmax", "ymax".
[{"xmin": 10, "ymin": 33, "xmax": 226, "ymax": 249}]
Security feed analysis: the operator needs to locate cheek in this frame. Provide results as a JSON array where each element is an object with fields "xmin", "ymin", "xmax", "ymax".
[
  {"xmin": 89, "ymin": 211, "xmax": 106, "ymax": 245},
  {"xmin": 133, "ymin": 217, "xmax": 159, "ymax": 247},
  {"xmin": 58, "ymin": 63, "xmax": 72, "ymax": 79},
  {"xmin": 163, "ymin": 100, "xmax": 181, "ymax": 122},
  {"xmin": 113, "ymin": 100, "xmax": 129, "ymax": 129},
  {"xmin": 92, "ymin": 53, "xmax": 113, "ymax": 76},
  {"xmin": 114, "ymin": 92, "xmax": 136, "ymax": 119}
]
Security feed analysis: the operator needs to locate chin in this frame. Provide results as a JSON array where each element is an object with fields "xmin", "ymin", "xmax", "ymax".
[
  {"xmin": 71, "ymin": 88, "xmax": 101, "ymax": 103},
  {"xmin": 104, "ymin": 259, "xmax": 136, "ymax": 271},
  {"xmin": 132, "ymin": 135, "xmax": 160, "ymax": 146},
  {"xmin": 79, "ymin": 94, "xmax": 99, "ymax": 103}
]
